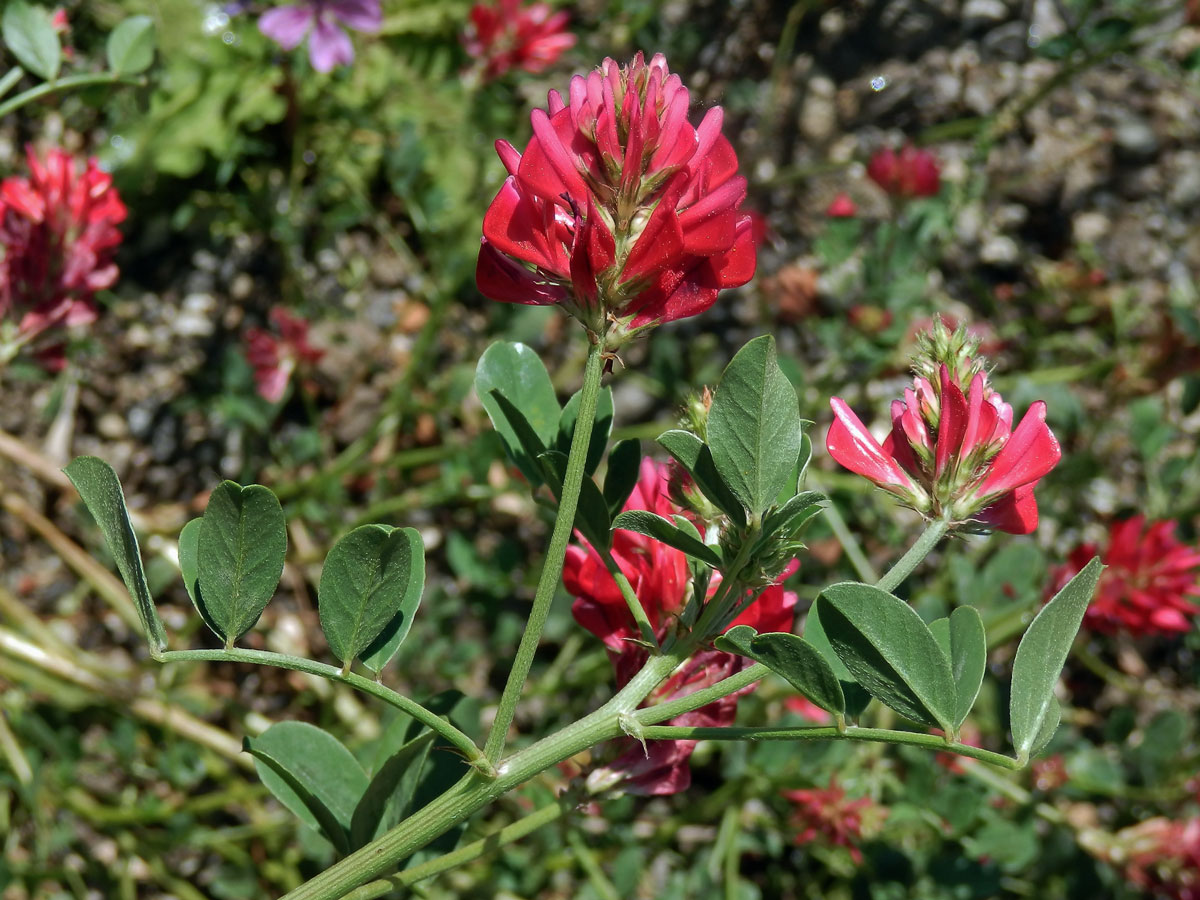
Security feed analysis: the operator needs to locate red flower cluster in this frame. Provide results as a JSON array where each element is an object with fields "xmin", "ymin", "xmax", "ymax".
[
  {"xmin": 827, "ymin": 320, "xmax": 1061, "ymax": 534},
  {"xmin": 1085, "ymin": 815, "xmax": 1200, "ymax": 900},
  {"xmin": 0, "ymin": 146, "xmax": 126, "ymax": 349},
  {"xmin": 782, "ymin": 777, "xmax": 885, "ymax": 864},
  {"xmin": 462, "ymin": 0, "xmax": 575, "ymax": 82},
  {"xmin": 477, "ymin": 53, "xmax": 756, "ymax": 346},
  {"xmin": 564, "ymin": 459, "xmax": 797, "ymax": 795},
  {"xmin": 244, "ymin": 307, "xmax": 323, "ymax": 402},
  {"xmin": 826, "ymin": 191, "xmax": 857, "ymax": 218},
  {"xmin": 1050, "ymin": 516, "xmax": 1200, "ymax": 637},
  {"xmin": 867, "ymin": 144, "xmax": 940, "ymax": 198}
]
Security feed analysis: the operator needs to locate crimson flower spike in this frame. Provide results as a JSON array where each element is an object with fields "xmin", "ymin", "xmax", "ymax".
[
  {"xmin": 826, "ymin": 318, "xmax": 1062, "ymax": 534},
  {"xmin": 476, "ymin": 53, "xmax": 757, "ymax": 348}
]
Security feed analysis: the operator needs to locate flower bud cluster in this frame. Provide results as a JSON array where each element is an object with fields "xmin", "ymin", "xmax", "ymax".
[{"xmin": 827, "ymin": 320, "xmax": 1061, "ymax": 534}]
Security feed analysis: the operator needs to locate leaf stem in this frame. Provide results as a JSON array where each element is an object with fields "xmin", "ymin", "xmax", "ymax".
[
  {"xmin": 483, "ymin": 337, "xmax": 605, "ymax": 763},
  {"xmin": 875, "ymin": 515, "xmax": 950, "ymax": 594},
  {"xmin": 158, "ymin": 648, "xmax": 492, "ymax": 777},
  {"xmin": 0, "ymin": 72, "xmax": 145, "ymax": 118},
  {"xmin": 637, "ymin": 724, "xmax": 1022, "ymax": 769},
  {"xmin": 0, "ymin": 66, "xmax": 25, "ymax": 100},
  {"xmin": 598, "ymin": 546, "xmax": 659, "ymax": 649}
]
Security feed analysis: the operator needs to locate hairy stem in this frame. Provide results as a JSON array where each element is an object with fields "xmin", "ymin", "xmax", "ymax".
[
  {"xmin": 0, "ymin": 72, "xmax": 145, "ymax": 118},
  {"xmin": 875, "ymin": 516, "xmax": 950, "ymax": 594},
  {"xmin": 483, "ymin": 338, "xmax": 605, "ymax": 763}
]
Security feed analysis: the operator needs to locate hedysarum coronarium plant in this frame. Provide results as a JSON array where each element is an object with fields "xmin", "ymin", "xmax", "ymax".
[{"xmin": 476, "ymin": 52, "xmax": 756, "ymax": 347}]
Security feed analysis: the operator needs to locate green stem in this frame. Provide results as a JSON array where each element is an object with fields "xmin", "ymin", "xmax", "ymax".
[
  {"xmin": 599, "ymin": 546, "xmax": 659, "ymax": 649},
  {"xmin": 568, "ymin": 830, "xmax": 621, "ymax": 900},
  {"xmin": 158, "ymin": 648, "xmax": 491, "ymax": 777},
  {"xmin": 875, "ymin": 516, "xmax": 949, "ymax": 594},
  {"xmin": 0, "ymin": 67, "xmax": 24, "ymax": 100},
  {"xmin": 483, "ymin": 338, "xmax": 605, "ymax": 763},
  {"xmin": 0, "ymin": 72, "xmax": 144, "ymax": 118},
  {"xmin": 638, "ymin": 725, "xmax": 1022, "ymax": 770},
  {"xmin": 282, "ymin": 646, "xmax": 691, "ymax": 900},
  {"xmin": 340, "ymin": 801, "xmax": 567, "ymax": 900}
]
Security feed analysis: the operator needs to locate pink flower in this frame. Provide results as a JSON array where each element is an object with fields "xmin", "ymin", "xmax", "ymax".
[
  {"xmin": 867, "ymin": 144, "xmax": 940, "ymax": 198},
  {"xmin": 476, "ymin": 53, "xmax": 757, "ymax": 347},
  {"xmin": 243, "ymin": 307, "xmax": 323, "ymax": 402},
  {"xmin": 826, "ymin": 191, "xmax": 857, "ymax": 217},
  {"xmin": 258, "ymin": 0, "xmax": 381, "ymax": 73},
  {"xmin": 565, "ymin": 459, "xmax": 797, "ymax": 795},
  {"xmin": 1050, "ymin": 517, "xmax": 1200, "ymax": 637},
  {"xmin": 462, "ymin": 0, "xmax": 575, "ymax": 82},
  {"xmin": 826, "ymin": 319, "xmax": 1061, "ymax": 533},
  {"xmin": 782, "ymin": 777, "xmax": 886, "ymax": 864},
  {"xmin": 0, "ymin": 146, "xmax": 126, "ymax": 348}
]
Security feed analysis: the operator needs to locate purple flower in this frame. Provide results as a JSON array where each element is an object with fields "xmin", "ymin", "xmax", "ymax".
[{"xmin": 258, "ymin": 0, "xmax": 381, "ymax": 73}]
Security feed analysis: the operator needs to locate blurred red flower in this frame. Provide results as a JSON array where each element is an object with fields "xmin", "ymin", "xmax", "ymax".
[
  {"xmin": 782, "ymin": 777, "xmax": 885, "ymax": 864},
  {"xmin": 1085, "ymin": 815, "xmax": 1200, "ymax": 900},
  {"xmin": 826, "ymin": 191, "xmax": 857, "ymax": 217},
  {"xmin": 0, "ymin": 146, "xmax": 126, "ymax": 347},
  {"xmin": 477, "ymin": 53, "xmax": 756, "ymax": 346},
  {"xmin": 244, "ymin": 307, "xmax": 323, "ymax": 402},
  {"xmin": 564, "ymin": 459, "xmax": 797, "ymax": 795},
  {"xmin": 1050, "ymin": 516, "xmax": 1200, "ymax": 637},
  {"xmin": 462, "ymin": 0, "xmax": 575, "ymax": 81},
  {"xmin": 867, "ymin": 144, "xmax": 940, "ymax": 198},
  {"xmin": 828, "ymin": 324, "xmax": 1060, "ymax": 534}
]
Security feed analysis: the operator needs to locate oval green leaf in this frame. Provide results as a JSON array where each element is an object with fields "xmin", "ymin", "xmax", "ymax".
[
  {"xmin": 2, "ymin": 0, "xmax": 60, "ymax": 80},
  {"xmin": 476, "ymin": 341, "xmax": 559, "ymax": 484},
  {"xmin": 706, "ymin": 336, "xmax": 801, "ymax": 519},
  {"xmin": 749, "ymin": 631, "xmax": 846, "ymax": 718},
  {"xmin": 63, "ymin": 456, "xmax": 166, "ymax": 654},
  {"xmin": 106, "ymin": 14, "xmax": 155, "ymax": 75},
  {"xmin": 949, "ymin": 606, "xmax": 987, "ymax": 729},
  {"xmin": 713, "ymin": 623, "xmax": 758, "ymax": 657},
  {"xmin": 244, "ymin": 721, "xmax": 367, "ymax": 854},
  {"xmin": 818, "ymin": 582, "xmax": 956, "ymax": 731},
  {"xmin": 612, "ymin": 510, "xmax": 722, "ymax": 569},
  {"xmin": 178, "ymin": 516, "xmax": 223, "ymax": 640},
  {"xmin": 319, "ymin": 525, "xmax": 424, "ymax": 668},
  {"xmin": 197, "ymin": 481, "xmax": 287, "ymax": 646},
  {"xmin": 804, "ymin": 603, "xmax": 872, "ymax": 719},
  {"xmin": 1010, "ymin": 557, "xmax": 1102, "ymax": 762}
]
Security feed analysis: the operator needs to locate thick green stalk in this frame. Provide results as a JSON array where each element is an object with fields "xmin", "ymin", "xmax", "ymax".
[
  {"xmin": 0, "ymin": 72, "xmax": 144, "ymax": 118},
  {"xmin": 282, "ymin": 647, "xmax": 689, "ymax": 900},
  {"xmin": 483, "ymin": 338, "xmax": 606, "ymax": 763},
  {"xmin": 874, "ymin": 516, "xmax": 950, "ymax": 593},
  {"xmin": 159, "ymin": 648, "xmax": 491, "ymax": 776},
  {"xmin": 638, "ymin": 725, "xmax": 1022, "ymax": 769},
  {"xmin": 340, "ymin": 801, "xmax": 567, "ymax": 900}
]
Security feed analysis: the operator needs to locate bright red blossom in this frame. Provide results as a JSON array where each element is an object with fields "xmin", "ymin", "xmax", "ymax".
[
  {"xmin": 0, "ymin": 146, "xmax": 126, "ymax": 345},
  {"xmin": 564, "ymin": 459, "xmax": 797, "ymax": 795},
  {"xmin": 477, "ymin": 53, "xmax": 756, "ymax": 346},
  {"xmin": 462, "ymin": 0, "xmax": 575, "ymax": 81},
  {"xmin": 867, "ymin": 144, "xmax": 941, "ymax": 198},
  {"xmin": 244, "ymin": 307, "xmax": 324, "ymax": 402},
  {"xmin": 827, "ymin": 323, "xmax": 1061, "ymax": 534},
  {"xmin": 826, "ymin": 191, "xmax": 857, "ymax": 217},
  {"xmin": 782, "ymin": 778, "xmax": 886, "ymax": 864},
  {"xmin": 1050, "ymin": 516, "xmax": 1200, "ymax": 636}
]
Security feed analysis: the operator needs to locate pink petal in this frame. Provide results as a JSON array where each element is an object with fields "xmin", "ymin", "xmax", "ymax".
[
  {"xmin": 329, "ymin": 0, "xmax": 381, "ymax": 33},
  {"xmin": 308, "ymin": 19, "xmax": 354, "ymax": 71},
  {"xmin": 827, "ymin": 398, "xmax": 913, "ymax": 491},
  {"xmin": 475, "ymin": 240, "xmax": 565, "ymax": 305},
  {"xmin": 977, "ymin": 484, "xmax": 1040, "ymax": 534},
  {"xmin": 258, "ymin": 5, "xmax": 314, "ymax": 50},
  {"xmin": 975, "ymin": 401, "xmax": 1061, "ymax": 498}
]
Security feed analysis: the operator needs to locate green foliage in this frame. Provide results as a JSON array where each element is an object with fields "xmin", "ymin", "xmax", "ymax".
[
  {"xmin": 818, "ymin": 582, "xmax": 957, "ymax": 732},
  {"xmin": 612, "ymin": 509, "xmax": 722, "ymax": 568},
  {"xmin": 318, "ymin": 525, "xmax": 424, "ymax": 671},
  {"xmin": 707, "ymin": 336, "xmax": 802, "ymax": 520},
  {"xmin": 929, "ymin": 606, "xmax": 988, "ymax": 731},
  {"xmin": 603, "ymin": 438, "xmax": 643, "ymax": 516},
  {"xmin": 2, "ymin": 0, "xmax": 60, "ymax": 80},
  {"xmin": 717, "ymin": 625, "xmax": 847, "ymax": 720},
  {"xmin": 196, "ymin": 481, "xmax": 288, "ymax": 645},
  {"xmin": 106, "ymin": 15, "xmax": 155, "ymax": 75},
  {"xmin": 476, "ymin": 341, "xmax": 560, "ymax": 486},
  {"xmin": 657, "ymin": 428, "xmax": 746, "ymax": 527},
  {"xmin": 557, "ymin": 386, "xmax": 614, "ymax": 476},
  {"xmin": 1010, "ymin": 557, "xmax": 1103, "ymax": 761},
  {"xmin": 63, "ymin": 456, "xmax": 167, "ymax": 654}
]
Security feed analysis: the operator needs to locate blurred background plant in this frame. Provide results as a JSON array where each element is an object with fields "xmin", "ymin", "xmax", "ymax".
[{"xmin": 1, "ymin": 0, "xmax": 1199, "ymax": 897}]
